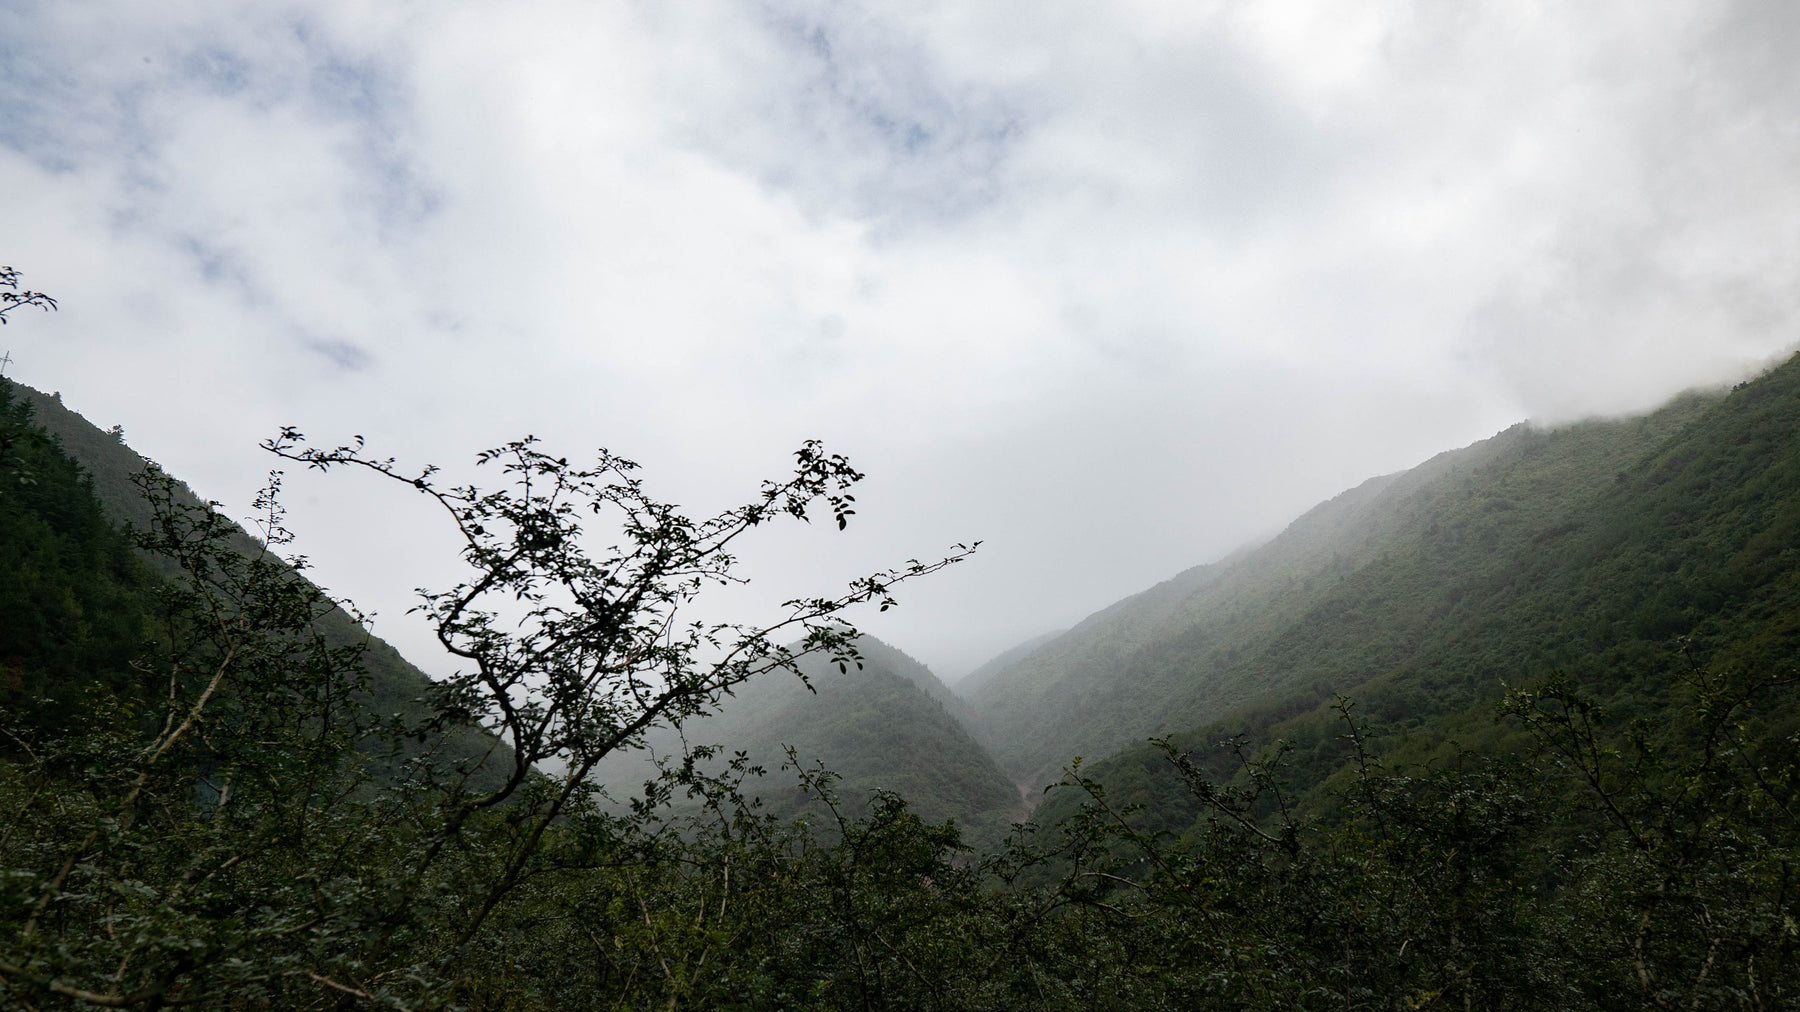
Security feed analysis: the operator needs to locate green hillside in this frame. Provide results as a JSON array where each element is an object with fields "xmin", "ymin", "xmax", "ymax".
[
  {"xmin": 594, "ymin": 634, "xmax": 1023, "ymax": 839},
  {"xmin": 1019, "ymin": 353, "xmax": 1800, "ymax": 839},
  {"xmin": 7, "ymin": 374, "xmax": 1008, "ymax": 834},
  {"xmin": 0, "ymin": 381, "xmax": 158, "ymax": 729},
  {"xmin": 3, "ymin": 379, "xmax": 506, "ymax": 783},
  {"xmin": 968, "ymin": 384, "xmax": 1724, "ymax": 789},
  {"xmin": 8, "ymin": 362, "xmax": 1799, "ymax": 1008}
]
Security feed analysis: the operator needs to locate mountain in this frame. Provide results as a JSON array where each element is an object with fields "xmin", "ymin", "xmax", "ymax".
[
  {"xmin": 968, "ymin": 381, "xmax": 1733, "ymax": 791},
  {"xmin": 2, "ymin": 379, "xmax": 506, "ymax": 782},
  {"xmin": 9, "ymin": 368, "xmax": 1798, "ymax": 1006},
  {"xmin": 9, "ymin": 378, "xmax": 1018, "ymax": 837},
  {"xmin": 593, "ymin": 634, "xmax": 1023, "ymax": 841},
  {"xmin": 0, "ymin": 381, "xmax": 158, "ymax": 727}
]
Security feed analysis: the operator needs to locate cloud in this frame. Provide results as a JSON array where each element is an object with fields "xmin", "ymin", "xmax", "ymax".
[
  {"xmin": 2, "ymin": 0, "xmax": 1796, "ymax": 674},
  {"xmin": 647, "ymin": 2, "xmax": 1028, "ymax": 228}
]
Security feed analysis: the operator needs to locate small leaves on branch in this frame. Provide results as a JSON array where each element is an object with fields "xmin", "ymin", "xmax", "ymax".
[
  {"xmin": 0, "ymin": 267, "xmax": 57, "ymax": 325},
  {"xmin": 260, "ymin": 428, "xmax": 976, "ymax": 944}
]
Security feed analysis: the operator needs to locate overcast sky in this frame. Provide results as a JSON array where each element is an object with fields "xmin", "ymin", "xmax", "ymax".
[{"xmin": 4, "ymin": 1, "xmax": 1797, "ymax": 678}]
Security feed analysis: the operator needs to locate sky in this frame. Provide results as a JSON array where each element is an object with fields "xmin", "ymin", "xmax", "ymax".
[{"xmin": 3, "ymin": 0, "xmax": 1797, "ymax": 679}]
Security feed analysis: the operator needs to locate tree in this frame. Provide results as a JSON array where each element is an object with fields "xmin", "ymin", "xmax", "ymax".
[
  {"xmin": 1, "ymin": 421, "xmax": 973, "ymax": 1009},
  {"xmin": 0, "ymin": 266, "xmax": 57, "ymax": 328},
  {"xmin": 260, "ymin": 430, "xmax": 978, "ymax": 946},
  {"xmin": 2, "ymin": 464, "xmax": 398, "ymax": 1009}
]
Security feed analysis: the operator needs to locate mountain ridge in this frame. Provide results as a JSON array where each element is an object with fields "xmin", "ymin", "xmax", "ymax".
[
  {"xmin": 592, "ymin": 631, "xmax": 1024, "ymax": 840},
  {"xmin": 1021, "ymin": 359, "xmax": 1800, "ymax": 838},
  {"xmin": 4, "ymin": 378, "xmax": 509, "ymax": 784},
  {"xmin": 968, "ymin": 387, "xmax": 1727, "ymax": 789}
]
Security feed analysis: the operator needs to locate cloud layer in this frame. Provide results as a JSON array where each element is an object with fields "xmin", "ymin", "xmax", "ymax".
[{"xmin": 4, "ymin": 1, "xmax": 1797, "ymax": 674}]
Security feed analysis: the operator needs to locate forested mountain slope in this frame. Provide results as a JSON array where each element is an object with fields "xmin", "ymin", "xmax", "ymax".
[
  {"xmin": 0, "ymin": 381, "xmax": 157, "ymax": 728},
  {"xmin": 1046, "ymin": 352, "xmax": 1800, "ymax": 840},
  {"xmin": 593, "ymin": 634, "xmax": 1022, "ymax": 838},
  {"xmin": 9, "ymin": 373, "xmax": 1798, "ymax": 1009},
  {"xmin": 969, "ymin": 379, "xmax": 1725, "ymax": 789},
  {"xmin": 12, "ymin": 377, "xmax": 1010, "ymax": 833},
  {"xmin": 3, "ymin": 379, "xmax": 504, "ymax": 780}
]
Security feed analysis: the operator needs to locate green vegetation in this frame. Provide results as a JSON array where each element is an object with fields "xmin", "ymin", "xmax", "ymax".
[
  {"xmin": 1029, "ymin": 359, "xmax": 1800, "ymax": 844},
  {"xmin": 3, "ymin": 264, "xmax": 1798, "ymax": 1006},
  {"xmin": 593, "ymin": 634, "xmax": 1022, "ymax": 844},
  {"xmin": 0, "ymin": 364, "xmax": 986, "ymax": 1007},
  {"xmin": 967, "ymin": 386, "xmax": 1725, "ymax": 789},
  {"xmin": 10, "ymin": 383, "xmax": 506, "ymax": 757},
  {"xmin": 0, "ymin": 381, "xmax": 157, "ymax": 729}
]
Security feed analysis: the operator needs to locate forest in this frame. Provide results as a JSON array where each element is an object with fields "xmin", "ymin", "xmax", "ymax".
[{"xmin": 4, "ymin": 264, "xmax": 1800, "ymax": 1007}]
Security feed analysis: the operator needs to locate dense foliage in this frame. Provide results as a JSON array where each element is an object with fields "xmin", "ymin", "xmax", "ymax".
[
  {"xmin": 9, "ymin": 549, "xmax": 1796, "ymax": 1010},
  {"xmin": 0, "ymin": 388, "xmax": 990, "ymax": 1008},
  {"xmin": 4, "ymin": 307, "xmax": 1800, "ymax": 1005},
  {"xmin": 0, "ymin": 381, "xmax": 156, "ymax": 730}
]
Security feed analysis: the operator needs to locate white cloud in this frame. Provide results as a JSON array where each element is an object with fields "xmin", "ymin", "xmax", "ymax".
[{"xmin": 3, "ymin": 0, "xmax": 1796, "ymax": 675}]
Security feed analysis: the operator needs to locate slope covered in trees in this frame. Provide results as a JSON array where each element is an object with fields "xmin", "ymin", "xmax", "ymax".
[
  {"xmin": 8, "ymin": 372, "xmax": 1013, "ymax": 835},
  {"xmin": 11, "ymin": 385, "xmax": 479, "ymax": 735},
  {"xmin": 0, "ymin": 381, "xmax": 158, "ymax": 731},
  {"xmin": 593, "ymin": 635, "xmax": 1023, "ymax": 840},
  {"xmin": 1014, "ymin": 351, "xmax": 1800, "ymax": 844},
  {"xmin": 6, "ymin": 381, "xmax": 508, "ymax": 776},
  {"xmin": 966, "ymin": 383, "xmax": 1725, "ymax": 789},
  {"xmin": 5, "ymin": 355, "xmax": 1799, "ymax": 1008}
]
